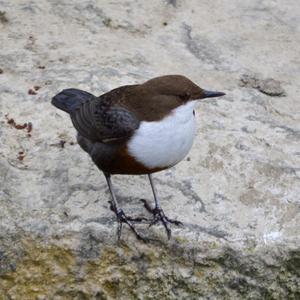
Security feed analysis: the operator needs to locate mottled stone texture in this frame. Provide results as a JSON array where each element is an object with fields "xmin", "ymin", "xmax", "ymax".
[{"xmin": 0, "ymin": 0, "xmax": 299, "ymax": 299}]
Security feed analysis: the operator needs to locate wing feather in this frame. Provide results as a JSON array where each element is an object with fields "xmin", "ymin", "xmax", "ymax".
[{"xmin": 70, "ymin": 95, "xmax": 139, "ymax": 143}]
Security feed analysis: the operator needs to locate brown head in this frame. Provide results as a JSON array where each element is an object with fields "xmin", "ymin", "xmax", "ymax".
[
  {"xmin": 119, "ymin": 74, "xmax": 225, "ymax": 121},
  {"xmin": 142, "ymin": 75, "xmax": 225, "ymax": 103}
]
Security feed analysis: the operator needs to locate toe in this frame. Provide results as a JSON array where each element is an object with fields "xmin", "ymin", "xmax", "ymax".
[{"xmin": 167, "ymin": 218, "xmax": 183, "ymax": 226}]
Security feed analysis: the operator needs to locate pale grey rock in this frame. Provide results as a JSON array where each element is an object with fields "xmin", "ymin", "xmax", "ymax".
[{"xmin": 0, "ymin": 0, "xmax": 300, "ymax": 298}]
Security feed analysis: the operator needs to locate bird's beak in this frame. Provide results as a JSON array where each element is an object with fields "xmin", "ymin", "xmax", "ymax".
[{"xmin": 202, "ymin": 90, "xmax": 226, "ymax": 99}]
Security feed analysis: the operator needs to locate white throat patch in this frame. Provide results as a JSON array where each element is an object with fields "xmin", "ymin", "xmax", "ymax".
[{"xmin": 127, "ymin": 101, "xmax": 197, "ymax": 169}]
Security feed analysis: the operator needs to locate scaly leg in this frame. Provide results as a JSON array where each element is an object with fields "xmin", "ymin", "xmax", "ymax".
[
  {"xmin": 104, "ymin": 173, "xmax": 148, "ymax": 242},
  {"xmin": 141, "ymin": 174, "xmax": 183, "ymax": 239}
]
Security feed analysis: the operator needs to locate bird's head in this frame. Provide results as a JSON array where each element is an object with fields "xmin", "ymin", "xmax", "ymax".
[{"xmin": 143, "ymin": 75, "xmax": 225, "ymax": 103}]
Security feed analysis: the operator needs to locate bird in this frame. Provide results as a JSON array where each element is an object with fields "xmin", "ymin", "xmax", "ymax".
[{"xmin": 51, "ymin": 75, "xmax": 225, "ymax": 241}]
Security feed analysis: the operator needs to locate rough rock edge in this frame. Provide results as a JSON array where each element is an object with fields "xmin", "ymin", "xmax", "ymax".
[{"xmin": 0, "ymin": 233, "xmax": 299, "ymax": 299}]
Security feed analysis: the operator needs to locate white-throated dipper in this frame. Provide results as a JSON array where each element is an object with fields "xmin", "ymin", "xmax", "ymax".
[{"xmin": 52, "ymin": 75, "xmax": 225, "ymax": 241}]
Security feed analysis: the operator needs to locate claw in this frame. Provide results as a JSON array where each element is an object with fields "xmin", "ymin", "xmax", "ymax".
[
  {"xmin": 141, "ymin": 199, "xmax": 183, "ymax": 239},
  {"xmin": 108, "ymin": 201, "xmax": 148, "ymax": 242}
]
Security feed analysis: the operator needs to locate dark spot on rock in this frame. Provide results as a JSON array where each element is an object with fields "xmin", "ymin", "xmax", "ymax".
[
  {"xmin": 5, "ymin": 115, "xmax": 33, "ymax": 133},
  {"xmin": 60, "ymin": 140, "xmax": 66, "ymax": 148},
  {"xmin": 27, "ymin": 122, "xmax": 33, "ymax": 133},
  {"xmin": 163, "ymin": 22, "xmax": 168, "ymax": 26},
  {"xmin": 37, "ymin": 65, "xmax": 46, "ymax": 69},
  {"xmin": 6, "ymin": 117, "xmax": 27, "ymax": 129},
  {"xmin": 34, "ymin": 85, "xmax": 41, "ymax": 91},
  {"xmin": 15, "ymin": 123, "xmax": 27, "ymax": 130},
  {"xmin": 0, "ymin": 11, "xmax": 8, "ymax": 23},
  {"xmin": 6, "ymin": 118, "xmax": 14, "ymax": 125},
  {"xmin": 228, "ymin": 277, "xmax": 249, "ymax": 292},
  {"xmin": 18, "ymin": 154, "xmax": 25, "ymax": 161},
  {"xmin": 285, "ymin": 250, "xmax": 300, "ymax": 276},
  {"xmin": 241, "ymin": 126, "xmax": 256, "ymax": 134},
  {"xmin": 103, "ymin": 17, "xmax": 112, "ymax": 27},
  {"xmin": 0, "ymin": 68, "xmax": 3, "ymax": 74},
  {"xmin": 0, "ymin": 250, "xmax": 5, "ymax": 260},
  {"xmin": 165, "ymin": 0, "xmax": 177, "ymax": 7},
  {"xmin": 28, "ymin": 88, "xmax": 37, "ymax": 95},
  {"xmin": 235, "ymin": 142, "xmax": 250, "ymax": 151},
  {"xmin": 9, "ymin": 262, "xmax": 16, "ymax": 272}
]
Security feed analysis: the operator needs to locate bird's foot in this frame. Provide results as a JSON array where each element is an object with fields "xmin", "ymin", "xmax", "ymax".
[
  {"xmin": 140, "ymin": 199, "xmax": 183, "ymax": 239},
  {"xmin": 109, "ymin": 201, "xmax": 148, "ymax": 242}
]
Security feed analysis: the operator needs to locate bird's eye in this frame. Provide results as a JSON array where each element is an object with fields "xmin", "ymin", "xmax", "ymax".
[{"xmin": 179, "ymin": 92, "xmax": 191, "ymax": 102}]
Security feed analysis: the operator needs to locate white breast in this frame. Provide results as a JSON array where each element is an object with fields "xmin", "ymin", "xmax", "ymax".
[{"xmin": 127, "ymin": 101, "xmax": 197, "ymax": 169}]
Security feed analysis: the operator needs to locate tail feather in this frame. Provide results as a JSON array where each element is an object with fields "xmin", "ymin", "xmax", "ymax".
[{"xmin": 51, "ymin": 88, "xmax": 94, "ymax": 114}]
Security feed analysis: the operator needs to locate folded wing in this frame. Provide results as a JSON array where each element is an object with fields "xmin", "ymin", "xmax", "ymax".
[{"xmin": 70, "ymin": 96, "xmax": 140, "ymax": 143}]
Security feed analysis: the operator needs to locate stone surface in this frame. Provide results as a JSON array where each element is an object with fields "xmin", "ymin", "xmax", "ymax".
[
  {"xmin": 239, "ymin": 73, "xmax": 286, "ymax": 96},
  {"xmin": 0, "ymin": 0, "xmax": 300, "ymax": 298}
]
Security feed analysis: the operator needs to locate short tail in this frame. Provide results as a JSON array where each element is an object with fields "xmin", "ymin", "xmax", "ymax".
[{"xmin": 51, "ymin": 88, "xmax": 94, "ymax": 114}]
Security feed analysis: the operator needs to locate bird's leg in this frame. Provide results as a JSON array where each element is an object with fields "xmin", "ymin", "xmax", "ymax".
[
  {"xmin": 141, "ymin": 174, "xmax": 183, "ymax": 239},
  {"xmin": 104, "ymin": 173, "xmax": 148, "ymax": 242}
]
